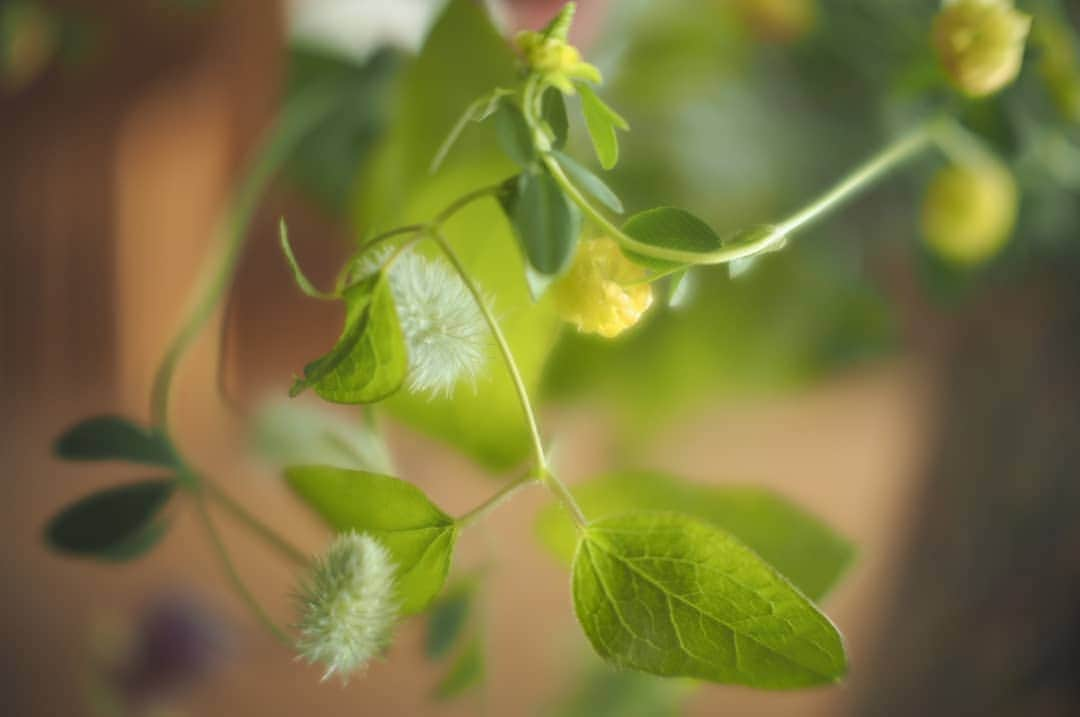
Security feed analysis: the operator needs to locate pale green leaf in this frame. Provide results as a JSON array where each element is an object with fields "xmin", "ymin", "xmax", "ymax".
[
  {"xmin": 552, "ymin": 150, "xmax": 624, "ymax": 214},
  {"xmin": 537, "ymin": 472, "xmax": 854, "ymax": 601},
  {"xmin": 285, "ymin": 465, "xmax": 457, "ymax": 614},
  {"xmin": 289, "ymin": 273, "xmax": 408, "ymax": 404},
  {"xmin": 573, "ymin": 512, "xmax": 847, "ymax": 688},
  {"xmin": 578, "ymin": 83, "xmax": 628, "ymax": 170},
  {"xmin": 354, "ymin": 0, "xmax": 559, "ymax": 470},
  {"xmin": 45, "ymin": 480, "xmax": 176, "ymax": 561},
  {"xmin": 54, "ymin": 416, "xmax": 178, "ymax": 468},
  {"xmin": 499, "ymin": 170, "xmax": 582, "ymax": 276}
]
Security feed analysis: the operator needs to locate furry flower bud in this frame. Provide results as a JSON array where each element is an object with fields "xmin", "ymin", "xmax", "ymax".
[
  {"xmin": 295, "ymin": 532, "xmax": 398, "ymax": 682},
  {"xmin": 553, "ymin": 237, "xmax": 654, "ymax": 338},
  {"xmin": 933, "ymin": 0, "xmax": 1031, "ymax": 97},
  {"xmin": 922, "ymin": 162, "xmax": 1018, "ymax": 265}
]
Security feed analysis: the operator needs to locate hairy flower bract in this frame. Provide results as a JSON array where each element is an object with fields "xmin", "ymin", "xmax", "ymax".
[{"xmin": 295, "ymin": 531, "xmax": 399, "ymax": 682}]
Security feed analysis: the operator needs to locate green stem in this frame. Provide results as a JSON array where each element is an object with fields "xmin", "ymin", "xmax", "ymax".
[
  {"xmin": 456, "ymin": 475, "xmax": 539, "ymax": 529},
  {"xmin": 150, "ymin": 91, "xmax": 336, "ymax": 431},
  {"xmin": 193, "ymin": 490, "xmax": 292, "ymax": 645},
  {"xmin": 433, "ymin": 183, "xmax": 504, "ymax": 226},
  {"xmin": 773, "ymin": 121, "xmax": 937, "ymax": 236},
  {"xmin": 542, "ymin": 119, "xmax": 940, "ymax": 266},
  {"xmin": 202, "ymin": 478, "xmax": 310, "ymax": 567},
  {"xmin": 430, "ymin": 232, "xmax": 587, "ymax": 529}
]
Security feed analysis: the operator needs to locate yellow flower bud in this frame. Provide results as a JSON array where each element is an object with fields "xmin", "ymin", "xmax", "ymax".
[
  {"xmin": 514, "ymin": 30, "xmax": 602, "ymax": 94},
  {"xmin": 933, "ymin": 0, "xmax": 1031, "ymax": 97},
  {"xmin": 553, "ymin": 237, "xmax": 654, "ymax": 338},
  {"xmin": 921, "ymin": 162, "xmax": 1018, "ymax": 265}
]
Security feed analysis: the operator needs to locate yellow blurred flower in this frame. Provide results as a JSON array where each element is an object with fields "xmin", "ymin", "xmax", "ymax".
[
  {"xmin": 553, "ymin": 237, "xmax": 654, "ymax": 338},
  {"xmin": 921, "ymin": 162, "xmax": 1018, "ymax": 266},
  {"xmin": 933, "ymin": 0, "xmax": 1031, "ymax": 97}
]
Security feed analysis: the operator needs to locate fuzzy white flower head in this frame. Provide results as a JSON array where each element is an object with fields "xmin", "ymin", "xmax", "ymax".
[
  {"xmin": 354, "ymin": 247, "xmax": 489, "ymax": 397},
  {"xmin": 295, "ymin": 531, "xmax": 398, "ymax": 682}
]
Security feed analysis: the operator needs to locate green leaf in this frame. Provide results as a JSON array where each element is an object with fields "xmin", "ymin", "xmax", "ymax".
[
  {"xmin": 494, "ymin": 99, "xmax": 536, "ymax": 168},
  {"xmin": 45, "ymin": 480, "xmax": 176, "ymax": 561},
  {"xmin": 572, "ymin": 512, "xmax": 847, "ymax": 688},
  {"xmin": 536, "ymin": 472, "xmax": 854, "ymax": 602},
  {"xmin": 552, "ymin": 150, "xmax": 623, "ymax": 214},
  {"xmin": 279, "ymin": 220, "xmax": 334, "ymax": 299},
  {"xmin": 426, "ymin": 582, "xmax": 474, "ymax": 659},
  {"xmin": 289, "ymin": 273, "xmax": 408, "ymax": 404},
  {"xmin": 500, "ymin": 170, "xmax": 582, "ymax": 276},
  {"xmin": 621, "ymin": 206, "xmax": 723, "ymax": 271},
  {"xmin": 432, "ymin": 638, "xmax": 485, "ymax": 700},
  {"xmin": 577, "ymin": 83, "xmax": 628, "ymax": 171},
  {"xmin": 355, "ymin": 0, "xmax": 559, "ymax": 471},
  {"xmin": 285, "ymin": 466, "xmax": 458, "ymax": 614},
  {"xmin": 542, "ymin": 87, "xmax": 569, "ymax": 150},
  {"xmin": 54, "ymin": 416, "xmax": 178, "ymax": 468}
]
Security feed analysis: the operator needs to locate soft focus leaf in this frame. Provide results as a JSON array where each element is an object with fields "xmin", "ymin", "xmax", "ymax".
[
  {"xmin": 578, "ymin": 83, "xmax": 628, "ymax": 170},
  {"xmin": 54, "ymin": 416, "xmax": 178, "ymax": 468},
  {"xmin": 285, "ymin": 466, "xmax": 457, "ymax": 614},
  {"xmin": 290, "ymin": 273, "xmax": 408, "ymax": 404},
  {"xmin": 355, "ymin": 0, "xmax": 559, "ymax": 470},
  {"xmin": 248, "ymin": 400, "xmax": 393, "ymax": 474},
  {"xmin": 552, "ymin": 150, "xmax": 624, "ymax": 214},
  {"xmin": 543, "ymin": 87, "xmax": 569, "ymax": 150},
  {"xmin": 548, "ymin": 653, "xmax": 693, "ymax": 717},
  {"xmin": 537, "ymin": 472, "xmax": 854, "ymax": 601},
  {"xmin": 432, "ymin": 638, "xmax": 485, "ymax": 700},
  {"xmin": 572, "ymin": 512, "xmax": 847, "ymax": 688},
  {"xmin": 494, "ymin": 100, "xmax": 536, "ymax": 168},
  {"xmin": 45, "ymin": 480, "xmax": 176, "ymax": 561},
  {"xmin": 426, "ymin": 582, "xmax": 474, "ymax": 659},
  {"xmin": 500, "ymin": 170, "xmax": 582, "ymax": 275}
]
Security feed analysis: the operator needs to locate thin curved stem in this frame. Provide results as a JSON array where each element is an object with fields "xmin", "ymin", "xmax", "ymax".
[
  {"xmin": 543, "ymin": 119, "xmax": 941, "ymax": 267},
  {"xmin": 202, "ymin": 477, "xmax": 309, "ymax": 567},
  {"xmin": 429, "ymin": 232, "xmax": 587, "ymax": 529},
  {"xmin": 193, "ymin": 490, "xmax": 292, "ymax": 645},
  {"xmin": 150, "ymin": 91, "xmax": 337, "ymax": 431},
  {"xmin": 456, "ymin": 475, "xmax": 539, "ymax": 529},
  {"xmin": 433, "ymin": 183, "xmax": 503, "ymax": 226}
]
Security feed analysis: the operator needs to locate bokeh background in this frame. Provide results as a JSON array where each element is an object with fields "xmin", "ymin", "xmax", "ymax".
[{"xmin": 3, "ymin": 0, "xmax": 1080, "ymax": 715}]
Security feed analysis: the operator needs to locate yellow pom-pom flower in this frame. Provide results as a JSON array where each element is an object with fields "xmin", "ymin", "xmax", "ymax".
[
  {"xmin": 932, "ymin": 0, "xmax": 1031, "ymax": 97},
  {"xmin": 553, "ymin": 237, "xmax": 654, "ymax": 338},
  {"xmin": 921, "ymin": 162, "xmax": 1018, "ymax": 266}
]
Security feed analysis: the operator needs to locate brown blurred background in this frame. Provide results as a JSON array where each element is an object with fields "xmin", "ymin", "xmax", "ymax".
[{"xmin": 4, "ymin": 1, "xmax": 1080, "ymax": 715}]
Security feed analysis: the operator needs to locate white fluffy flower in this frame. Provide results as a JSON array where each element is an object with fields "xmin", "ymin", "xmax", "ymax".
[
  {"xmin": 355, "ymin": 247, "xmax": 489, "ymax": 397},
  {"xmin": 295, "ymin": 532, "xmax": 398, "ymax": 682}
]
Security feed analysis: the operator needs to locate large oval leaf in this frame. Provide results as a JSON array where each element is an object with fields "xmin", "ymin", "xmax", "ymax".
[
  {"xmin": 572, "ymin": 512, "xmax": 847, "ymax": 689},
  {"xmin": 290, "ymin": 273, "xmax": 408, "ymax": 404},
  {"xmin": 54, "ymin": 416, "xmax": 178, "ymax": 468},
  {"xmin": 285, "ymin": 465, "xmax": 457, "ymax": 614},
  {"xmin": 500, "ymin": 169, "xmax": 582, "ymax": 276},
  {"xmin": 45, "ymin": 480, "xmax": 176, "ymax": 561},
  {"xmin": 537, "ymin": 472, "xmax": 854, "ymax": 602}
]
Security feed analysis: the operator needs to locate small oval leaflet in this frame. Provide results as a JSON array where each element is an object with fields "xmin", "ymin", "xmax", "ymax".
[
  {"xmin": 286, "ymin": 465, "xmax": 458, "ymax": 614},
  {"xmin": 498, "ymin": 169, "xmax": 583, "ymax": 277},
  {"xmin": 572, "ymin": 512, "xmax": 847, "ymax": 689},
  {"xmin": 577, "ymin": 82, "xmax": 628, "ymax": 170},
  {"xmin": 55, "ymin": 416, "xmax": 178, "ymax": 468},
  {"xmin": 290, "ymin": 272, "xmax": 409, "ymax": 404},
  {"xmin": 46, "ymin": 479, "xmax": 177, "ymax": 561},
  {"xmin": 621, "ymin": 206, "xmax": 724, "ymax": 271}
]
